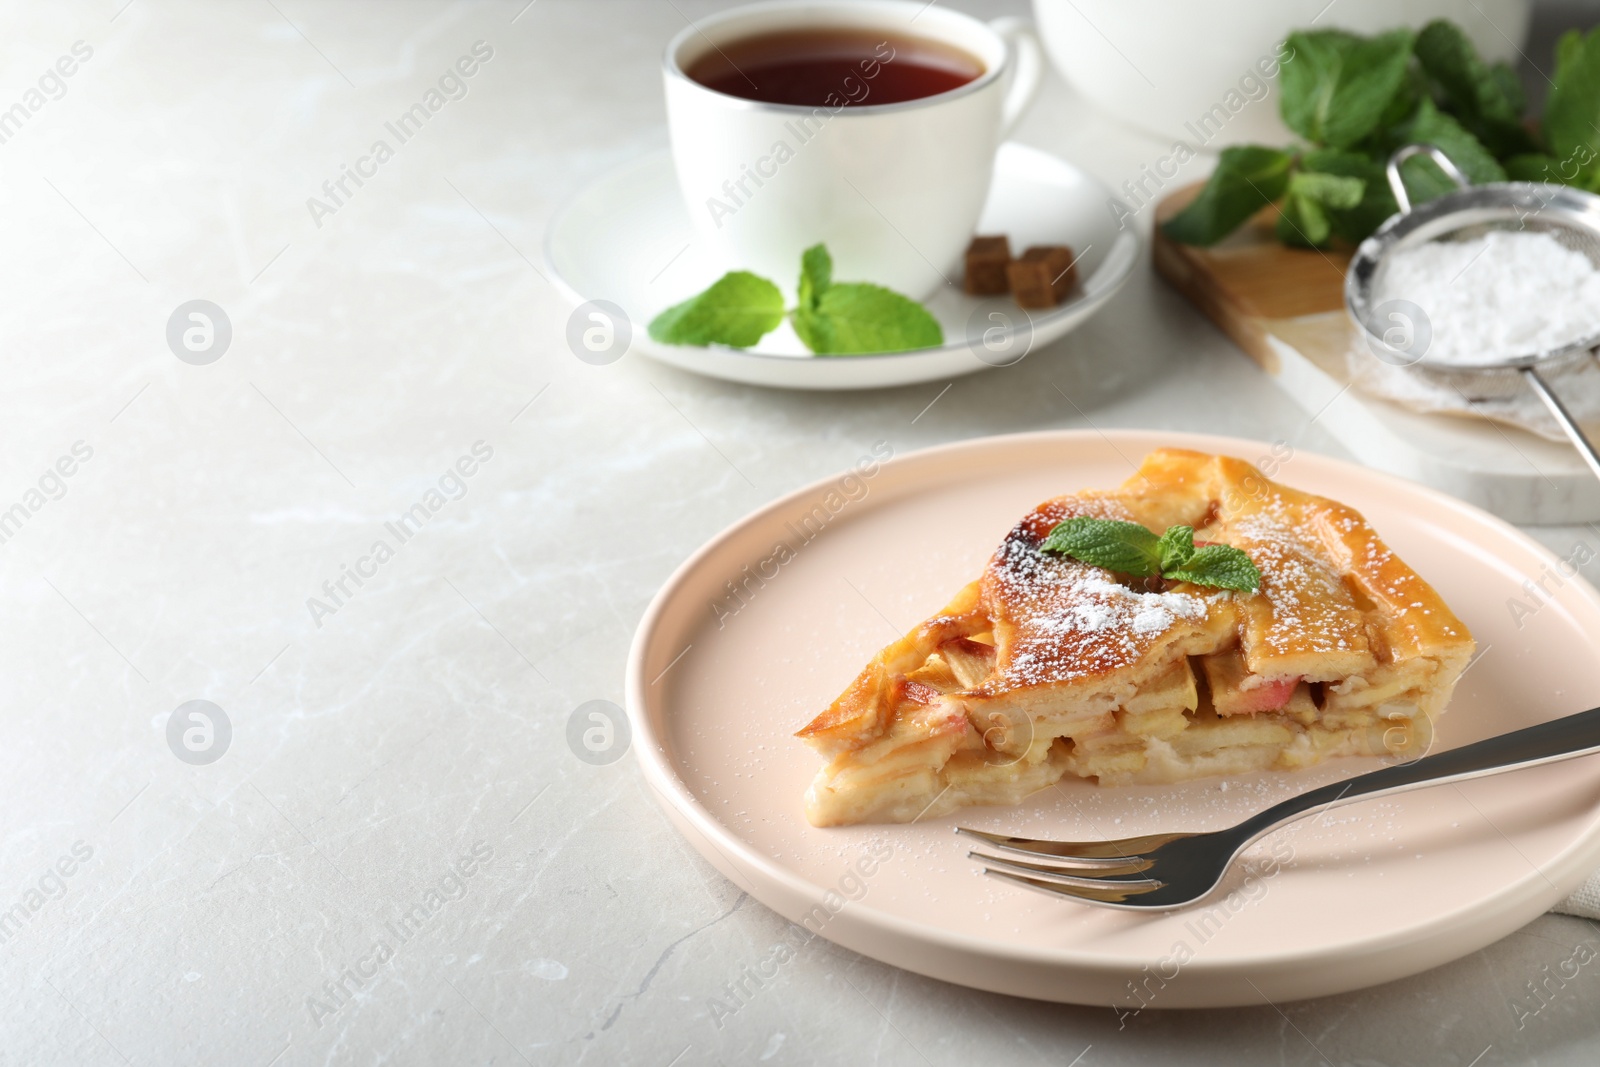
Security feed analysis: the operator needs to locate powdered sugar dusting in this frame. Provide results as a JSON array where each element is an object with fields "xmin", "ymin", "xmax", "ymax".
[
  {"xmin": 1028, "ymin": 575, "xmax": 1204, "ymax": 641},
  {"xmin": 1068, "ymin": 602, "xmax": 1115, "ymax": 632},
  {"xmin": 983, "ymin": 507, "xmax": 1214, "ymax": 687},
  {"xmin": 1228, "ymin": 504, "xmax": 1367, "ymax": 657}
]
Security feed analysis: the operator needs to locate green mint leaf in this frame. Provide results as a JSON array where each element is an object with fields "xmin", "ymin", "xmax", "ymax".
[
  {"xmin": 1557, "ymin": 24, "xmax": 1586, "ymax": 71},
  {"xmin": 1545, "ymin": 28, "xmax": 1600, "ymax": 177},
  {"xmin": 648, "ymin": 271, "xmax": 785, "ymax": 348},
  {"xmin": 1279, "ymin": 29, "xmax": 1415, "ymax": 149},
  {"xmin": 1275, "ymin": 170, "xmax": 1365, "ymax": 248},
  {"xmin": 1505, "ymin": 152, "xmax": 1561, "ymax": 181},
  {"xmin": 1372, "ymin": 62, "xmax": 1426, "ymax": 137},
  {"xmin": 1487, "ymin": 62, "xmax": 1528, "ymax": 118},
  {"xmin": 1276, "ymin": 189, "xmax": 1332, "ymax": 248},
  {"xmin": 1044, "ymin": 519, "xmax": 1265, "ymax": 593},
  {"xmin": 1397, "ymin": 97, "xmax": 1507, "ymax": 204},
  {"xmin": 1414, "ymin": 20, "xmax": 1537, "ymax": 158},
  {"xmin": 798, "ymin": 243, "xmax": 831, "ymax": 311},
  {"xmin": 1165, "ymin": 544, "xmax": 1263, "ymax": 593},
  {"xmin": 1161, "ymin": 145, "xmax": 1294, "ymax": 246},
  {"xmin": 1039, "ymin": 517, "xmax": 1162, "ymax": 578},
  {"xmin": 1290, "ymin": 171, "xmax": 1366, "ymax": 210},
  {"xmin": 1299, "ymin": 148, "xmax": 1394, "ymax": 243},
  {"xmin": 795, "ymin": 282, "xmax": 943, "ymax": 355},
  {"xmin": 1156, "ymin": 525, "xmax": 1196, "ymax": 572},
  {"xmin": 793, "ymin": 244, "xmax": 833, "ymax": 352},
  {"xmin": 791, "ymin": 244, "xmax": 941, "ymax": 355},
  {"xmin": 791, "ymin": 304, "xmax": 826, "ymax": 353}
]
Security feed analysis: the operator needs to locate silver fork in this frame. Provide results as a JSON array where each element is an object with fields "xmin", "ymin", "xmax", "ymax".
[{"xmin": 959, "ymin": 705, "xmax": 1600, "ymax": 910}]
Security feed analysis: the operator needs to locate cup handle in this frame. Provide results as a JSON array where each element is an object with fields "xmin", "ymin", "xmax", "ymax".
[{"xmin": 988, "ymin": 16, "xmax": 1044, "ymax": 137}]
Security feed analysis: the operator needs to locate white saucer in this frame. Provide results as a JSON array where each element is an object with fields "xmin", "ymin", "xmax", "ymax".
[{"xmin": 543, "ymin": 142, "xmax": 1141, "ymax": 390}]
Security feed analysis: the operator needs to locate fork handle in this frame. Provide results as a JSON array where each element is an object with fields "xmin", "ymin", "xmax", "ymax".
[{"xmin": 1234, "ymin": 706, "xmax": 1600, "ymax": 846}]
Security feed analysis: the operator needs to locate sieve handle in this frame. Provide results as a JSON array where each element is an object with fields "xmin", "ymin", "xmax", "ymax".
[
  {"xmin": 1386, "ymin": 145, "xmax": 1471, "ymax": 214},
  {"xmin": 1523, "ymin": 365, "xmax": 1600, "ymax": 484}
]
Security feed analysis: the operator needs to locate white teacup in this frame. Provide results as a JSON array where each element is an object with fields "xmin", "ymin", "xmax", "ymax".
[{"xmin": 663, "ymin": 0, "xmax": 1042, "ymax": 302}]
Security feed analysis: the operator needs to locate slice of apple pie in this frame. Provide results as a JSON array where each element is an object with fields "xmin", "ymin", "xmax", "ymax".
[{"xmin": 795, "ymin": 449, "xmax": 1476, "ymax": 826}]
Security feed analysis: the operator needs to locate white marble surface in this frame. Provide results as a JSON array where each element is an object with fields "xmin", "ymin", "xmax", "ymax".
[{"xmin": 5, "ymin": 1, "xmax": 1600, "ymax": 1064}]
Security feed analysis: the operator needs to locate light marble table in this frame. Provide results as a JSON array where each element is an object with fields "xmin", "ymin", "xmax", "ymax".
[{"xmin": 5, "ymin": 1, "xmax": 1599, "ymax": 1064}]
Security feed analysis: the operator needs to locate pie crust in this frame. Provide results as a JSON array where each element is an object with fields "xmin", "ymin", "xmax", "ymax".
[{"xmin": 795, "ymin": 449, "xmax": 1477, "ymax": 826}]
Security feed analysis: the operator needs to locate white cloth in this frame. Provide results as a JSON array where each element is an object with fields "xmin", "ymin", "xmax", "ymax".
[
  {"xmin": 1344, "ymin": 341, "xmax": 1600, "ymax": 443},
  {"xmin": 1555, "ymin": 874, "xmax": 1600, "ymax": 919}
]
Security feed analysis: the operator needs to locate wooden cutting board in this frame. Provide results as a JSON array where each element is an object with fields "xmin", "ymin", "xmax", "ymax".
[
  {"xmin": 1149, "ymin": 183, "xmax": 1600, "ymax": 524},
  {"xmin": 1152, "ymin": 185, "xmax": 1352, "ymax": 372}
]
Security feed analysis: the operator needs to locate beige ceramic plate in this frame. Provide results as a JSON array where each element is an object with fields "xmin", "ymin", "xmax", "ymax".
[{"xmin": 625, "ymin": 430, "xmax": 1600, "ymax": 1007}]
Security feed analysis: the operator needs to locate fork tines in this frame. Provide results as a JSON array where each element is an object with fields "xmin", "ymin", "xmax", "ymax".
[{"xmin": 958, "ymin": 826, "xmax": 1169, "ymax": 904}]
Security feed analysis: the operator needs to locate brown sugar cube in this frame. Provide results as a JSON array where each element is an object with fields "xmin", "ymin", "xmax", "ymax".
[
  {"xmin": 1006, "ymin": 245, "xmax": 1077, "ymax": 308},
  {"xmin": 962, "ymin": 235, "xmax": 1012, "ymax": 295}
]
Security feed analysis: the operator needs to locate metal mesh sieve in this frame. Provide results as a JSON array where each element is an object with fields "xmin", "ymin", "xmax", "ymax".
[{"xmin": 1345, "ymin": 145, "xmax": 1600, "ymax": 480}]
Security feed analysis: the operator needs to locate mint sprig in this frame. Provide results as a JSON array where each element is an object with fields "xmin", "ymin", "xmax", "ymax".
[
  {"xmin": 1164, "ymin": 19, "xmax": 1600, "ymax": 250},
  {"xmin": 1159, "ymin": 145, "xmax": 1294, "ymax": 247},
  {"xmin": 793, "ymin": 244, "xmax": 943, "ymax": 355},
  {"xmin": 646, "ymin": 271, "xmax": 784, "ymax": 347},
  {"xmin": 1166, "ymin": 545, "xmax": 1264, "ymax": 592},
  {"xmin": 1040, "ymin": 518, "xmax": 1262, "ymax": 594},
  {"xmin": 1279, "ymin": 29, "xmax": 1416, "ymax": 150},
  {"xmin": 1414, "ymin": 20, "xmax": 1535, "ymax": 159},
  {"xmin": 1040, "ymin": 517, "xmax": 1164, "ymax": 577},
  {"xmin": 647, "ymin": 243, "xmax": 944, "ymax": 355},
  {"xmin": 1546, "ymin": 27, "xmax": 1600, "ymax": 173},
  {"xmin": 1276, "ymin": 169, "xmax": 1366, "ymax": 247}
]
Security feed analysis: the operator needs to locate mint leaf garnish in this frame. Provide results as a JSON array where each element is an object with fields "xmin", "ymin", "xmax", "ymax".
[
  {"xmin": 1165, "ymin": 544, "xmax": 1263, "ymax": 593},
  {"xmin": 1275, "ymin": 170, "xmax": 1365, "ymax": 248},
  {"xmin": 798, "ymin": 243, "xmax": 831, "ymax": 312},
  {"xmin": 1299, "ymin": 148, "xmax": 1394, "ymax": 243},
  {"xmin": 1039, "ymin": 518, "xmax": 1163, "ymax": 578},
  {"xmin": 647, "ymin": 271, "xmax": 785, "ymax": 348},
  {"xmin": 1041, "ymin": 518, "xmax": 1262, "ymax": 593},
  {"xmin": 1160, "ymin": 146, "xmax": 1294, "ymax": 246},
  {"xmin": 649, "ymin": 243, "xmax": 942, "ymax": 355},
  {"xmin": 1415, "ymin": 19, "xmax": 1535, "ymax": 158},
  {"xmin": 800, "ymin": 283, "xmax": 943, "ymax": 355},
  {"xmin": 1287, "ymin": 171, "xmax": 1366, "ymax": 210},
  {"xmin": 1505, "ymin": 152, "xmax": 1561, "ymax": 181},
  {"xmin": 1398, "ymin": 97, "xmax": 1507, "ymax": 196},
  {"xmin": 1280, "ymin": 29, "xmax": 1415, "ymax": 148},
  {"xmin": 1543, "ymin": 27, "xmax": 1600, "ymax": 181},
  {"xmin": 1163, "ymin": 20, "xmax": 1600, "ymax": 249},
  {"xmin": 792, "ymin": 243, "xmax": 942, "ymax": 355},
  {"xmin": 793, "ymin": 243, "xmax": 832, "ymax": 352},
  {"xmin": 1155, "ymin": 525, "xmax": 1196, "ymax": 572}
]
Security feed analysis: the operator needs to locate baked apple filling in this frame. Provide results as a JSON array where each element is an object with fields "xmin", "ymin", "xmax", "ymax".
[{"xmin": 795, "ymin": 449, "xmax": 1475, "ymax": 827}]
